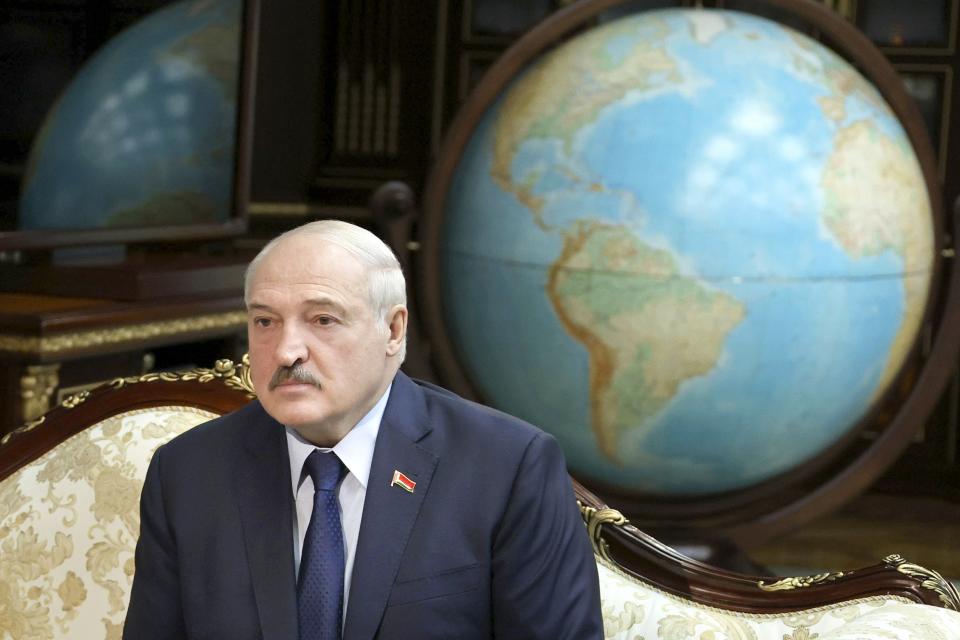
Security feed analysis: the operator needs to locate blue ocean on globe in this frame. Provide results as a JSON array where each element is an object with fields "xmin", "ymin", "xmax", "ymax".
[
  {"xmin": 441, "ymin": 9, "xmax": 934, "ymax": 495},
  {"xmin": 20, "ymin": 0, "xmax": 240, "ymax": 229}
]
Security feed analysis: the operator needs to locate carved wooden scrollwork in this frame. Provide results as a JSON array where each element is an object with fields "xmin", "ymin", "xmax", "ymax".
[{"xmin": 885, "ymin": 554, "xmax": 960, "ymax": 611}]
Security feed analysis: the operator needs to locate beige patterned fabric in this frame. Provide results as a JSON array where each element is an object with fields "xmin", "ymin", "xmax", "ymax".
[
  {"xmin": 0, "ymin": 407, "xmax": 215, "ymax": 640},
  {"xmin": 818, "ymin": 602, "xmax": 960, "ymax": 639},
  {"xmin": 4, "ymin": 405, "xmax": 960, "ymax": 639},
  {"xmin": 598, "ymin": 557, "xmax": 960, "ymax": 639}
]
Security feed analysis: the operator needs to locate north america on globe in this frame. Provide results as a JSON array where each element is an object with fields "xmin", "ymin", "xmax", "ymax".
[{"xmin": 441, "ymin": 8, "xmax": 933, "ymax": 495}]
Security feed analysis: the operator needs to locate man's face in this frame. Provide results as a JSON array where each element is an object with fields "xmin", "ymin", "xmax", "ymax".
[{"xmin": 246, "ymin": 235, "xmax": 405, "ymax": 444}]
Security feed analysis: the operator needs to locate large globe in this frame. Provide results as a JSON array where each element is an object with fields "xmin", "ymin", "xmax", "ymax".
[
  {"xmin": 20, "ymin": 0, "xmax": 240, "ymax": 229},
  {"xmin": 439, "ymin": 8, "xmax": 934, "ymax": 496}
]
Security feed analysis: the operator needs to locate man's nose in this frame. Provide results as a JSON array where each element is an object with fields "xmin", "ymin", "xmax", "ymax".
[{"xmin": 275, "ymin": 324, "xmax": 308, "ymax": 366}]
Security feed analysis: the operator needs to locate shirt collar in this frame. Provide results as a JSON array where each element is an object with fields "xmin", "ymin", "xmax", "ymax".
[{"xmin": 285, "ymin": 383, "xmax": 391, "ymax": 496}]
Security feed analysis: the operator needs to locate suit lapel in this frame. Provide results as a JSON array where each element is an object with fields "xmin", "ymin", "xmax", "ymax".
[
  {"xmin": 235, "ymin": 403, "xmax": 299, "ymax": 640},
  {"xmin": 343, "ymin": 373, "xmax": 438, "ymax": 640}
]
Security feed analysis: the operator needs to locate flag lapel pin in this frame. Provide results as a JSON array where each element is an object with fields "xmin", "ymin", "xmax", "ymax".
[{"xmin": 391, "ymin": 470, "xmax": 416, "ymax": 493}]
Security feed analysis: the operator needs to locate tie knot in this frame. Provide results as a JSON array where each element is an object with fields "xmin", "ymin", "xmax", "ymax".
[{"xmin": 302, "ymin": 450, "xmax": 344, "ymax": 492}]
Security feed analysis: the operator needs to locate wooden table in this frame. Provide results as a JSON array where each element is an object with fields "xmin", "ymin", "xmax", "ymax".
[{"xmin": 0, "ymin": 292, "xmax": 247, "ymax": 435}]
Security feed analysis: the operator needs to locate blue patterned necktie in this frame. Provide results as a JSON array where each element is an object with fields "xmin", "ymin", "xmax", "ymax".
[{"xmin": 298, "ymin": 450, "xmax": 346, "ymax": 640}]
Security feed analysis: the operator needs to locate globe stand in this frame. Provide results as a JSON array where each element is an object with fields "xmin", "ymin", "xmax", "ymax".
[{"xmin": 369, "ymin": 181, "xmax": 438, "ymax": 382}]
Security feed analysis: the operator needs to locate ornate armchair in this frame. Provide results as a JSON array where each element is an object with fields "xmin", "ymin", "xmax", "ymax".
[
  {"xmin": 577, "ymin": 484, "xmax": 960, "ymax": 638},
  {"xmin": 1, "ymin": 358, "xmax": 958, "ymax": 639}
]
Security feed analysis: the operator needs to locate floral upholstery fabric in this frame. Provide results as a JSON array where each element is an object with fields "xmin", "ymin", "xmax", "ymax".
[
  {"xmin": 3, "ymin": 405, "xmax": 960, "ymax": 639},
  {"xmin": 0, "ymin": 407, "xmax": 215, "ymax": 640},
  {"xmin": 599, "ymin": 558, "xmax": 960, "ymax": 639},
  {"xmin": 818, "ymin": 603, "xmax": 960, "ymax": 639}
]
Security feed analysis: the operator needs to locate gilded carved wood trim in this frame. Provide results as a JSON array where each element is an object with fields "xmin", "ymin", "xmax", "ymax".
[
  {"xmin": 108, "ymin": 355, "xmax": 255, "ymax": 397},
  {"xmin": 578, "ymin": 500, "xmax": 628, "ymax": 563},
  {"xmin": 0, "ymin": 356, "xmax": 255, "ymax": 448},
  {"xmin": 0, "ymin": 311, "xmax": 247, "ymax": 355},
  {"xmin": 758, "ymin": 572, "xmax": 847, "ymax": 592},
  {"xmin": 885, "ymin": 554, "xmax": 960, "ymax": 611},
  {"xmin": 20, "ymin": 364, "xmax": 61, "ymax": 421}
]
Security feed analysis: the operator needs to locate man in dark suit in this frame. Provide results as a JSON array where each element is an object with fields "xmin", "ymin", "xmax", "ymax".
[{"xmin": 124, "ymin": 220, "xmax": 602, "ymax": 639}]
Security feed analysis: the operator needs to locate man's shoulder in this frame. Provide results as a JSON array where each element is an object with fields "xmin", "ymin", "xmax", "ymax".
[
  {"xmin": 409, "ymin": 376, "xmax": 548, "ymax": 448},
  {"xmin": 157, "ymin": 400, "xmax": 269, "ymax": 459}
]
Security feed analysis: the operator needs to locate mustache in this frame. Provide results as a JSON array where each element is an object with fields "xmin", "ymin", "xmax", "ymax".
[{"xmin": 269, "ymin": 363, "xmax": 322, "ymax": 391}]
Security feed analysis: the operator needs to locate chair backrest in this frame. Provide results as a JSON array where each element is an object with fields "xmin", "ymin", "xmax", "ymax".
[
  {"xmin": 575, "ymin": 481, "xmax": 960, "ymax": 615},
  {"xmin": 0, "ymin": 359, "xmax": 254, "ymax": 640},
  {"xmin": 595, "ymin": 554, "xmax": 960, "ymax": 640}
]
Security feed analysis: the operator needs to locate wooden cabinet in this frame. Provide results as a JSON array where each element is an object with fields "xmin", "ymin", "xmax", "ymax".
[{"xmin": 0, "ymin": 293, "xmax": 247, "ymax": 436}]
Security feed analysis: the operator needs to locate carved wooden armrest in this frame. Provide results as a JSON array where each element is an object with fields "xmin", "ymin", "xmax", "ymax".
[{"xmin": 574, "ymin": 480, "xmax": 959, "ymax": 613}]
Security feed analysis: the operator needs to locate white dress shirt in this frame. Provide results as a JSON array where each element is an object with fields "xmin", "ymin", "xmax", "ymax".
[{"xmin": 285, "ymin": 384, "xmax": 391, "ymax": 623}]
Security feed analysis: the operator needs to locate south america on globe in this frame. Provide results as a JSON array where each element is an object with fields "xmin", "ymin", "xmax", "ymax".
[{"xmin": 440, "ymin": 9, "xmax": 934, "ymax": 496}]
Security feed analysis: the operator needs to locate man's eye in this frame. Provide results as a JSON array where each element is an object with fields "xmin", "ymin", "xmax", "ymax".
[
  {"xmin": 254, "ymin": 318, "xmax": 272, "ymax": 328},
  {"xmin": 314, "ymin": 315, "xmax": 335, "ymax": 326}
]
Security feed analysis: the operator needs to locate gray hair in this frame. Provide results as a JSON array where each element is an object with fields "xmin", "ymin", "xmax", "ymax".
[{"xmin": 244, "ymin": 220, "xmax": 407, "ymax": 358}]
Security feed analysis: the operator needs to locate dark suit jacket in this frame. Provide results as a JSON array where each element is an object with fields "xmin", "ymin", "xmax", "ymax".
[{"xmin": 124, "ymin": 372, "xmax": 602, "ymax": 639}]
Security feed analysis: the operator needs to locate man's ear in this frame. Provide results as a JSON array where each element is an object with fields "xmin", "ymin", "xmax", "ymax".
[{"xmin": 385, "ymin": 305, "xmax": 408, "ymax": 356}]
